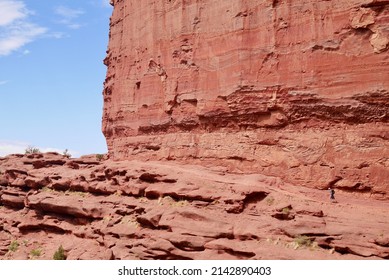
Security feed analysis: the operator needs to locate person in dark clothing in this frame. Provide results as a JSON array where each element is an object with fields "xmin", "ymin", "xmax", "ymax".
[{"xmin": 329, "ymin": 188, "xmax": 335, "ymax": 200}]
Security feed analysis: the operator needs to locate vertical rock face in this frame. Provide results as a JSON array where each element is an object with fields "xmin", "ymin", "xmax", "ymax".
[{"xmin": 103, "ymin": 0, "xmax": 389, "ymax": 197}]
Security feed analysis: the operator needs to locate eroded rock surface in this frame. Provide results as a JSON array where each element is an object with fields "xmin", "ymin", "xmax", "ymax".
[{"xmin": 1, "ymin": 153, "xmax": 388, "ymax": 259}]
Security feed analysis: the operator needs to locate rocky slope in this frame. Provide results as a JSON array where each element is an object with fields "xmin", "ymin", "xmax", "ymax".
[
  {"xmin": 1, "ymin": 153, "xmax": 388, "ymax": 259},
  {"xmin": 102, "ymin": 0, "xmax": 389, "ymax": 195}
]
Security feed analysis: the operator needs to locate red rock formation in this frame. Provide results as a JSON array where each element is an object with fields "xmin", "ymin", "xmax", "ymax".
[
  {"xmin": 102, "ymin": 0, "xmax": 389, "ymax": 197},
  {"xmin": 1, "ymin": 153, "xmax": 389, "ymax": 259}
]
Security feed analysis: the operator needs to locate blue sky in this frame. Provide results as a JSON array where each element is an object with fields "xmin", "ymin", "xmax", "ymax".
[{"xmin": 0, "ymin": 0, "xmax": 112, "ymax": 157}]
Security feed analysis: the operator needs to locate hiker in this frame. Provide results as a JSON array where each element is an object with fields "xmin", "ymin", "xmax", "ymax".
[{"xmin": 329, "ymin": 188, "xmax": 335, "ymax": 200}]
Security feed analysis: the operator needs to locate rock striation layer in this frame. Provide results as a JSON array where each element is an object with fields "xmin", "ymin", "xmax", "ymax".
[
  {"xmin": 102, "ymin": 0, "xmax": 389, "ymax": 197},
  {"xmin": 1, "ymin": 153, "xmax": 389, "ymax": 260}
]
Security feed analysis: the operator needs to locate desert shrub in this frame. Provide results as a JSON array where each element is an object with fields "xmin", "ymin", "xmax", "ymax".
[
  {"xmin": 294, "ymin": 235, "xmax": 312, "ymax": 247},
  {"xmin": 63, "ymin": 149, "xmax": 71, "ymax": 158},
  {"xmin": 8, "ymin": 240, "xmax": 19, "ymax": 252},
  {"xmin": 41, "ymin": 186, "xmax": 55, "ymax": 193},
  {"xmin": 65, "ymin": 190, "xmax": 88, "ymax": 197},
  {"xmin": 96, "ymin": 154, "xmax": 104, "ymax": 161},
  {"xmin": 266, "ymin": 197, "xmax": 275, "ymax": 205},
  {"xmin": 53, "ymin": 245, "xmax": 66, "ymax": 260},
  {"xmin": 30, "ymin": 248, "xmax": 42, "ymax": 258},
  {"xmin": 25, "ymin": 146, "xmax": 40, "ymax": 154},
  {"xmin": 158, "ymin": 196, "xmax": 188, "ymax": 207},
  {"xmin": 282, "ymin": 207, "xmax": 290, "ymax": 214}
]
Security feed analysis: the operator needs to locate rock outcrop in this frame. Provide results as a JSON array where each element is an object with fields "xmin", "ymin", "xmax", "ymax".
[
  {"xmin": 1, "ymin": 153, "xmax": 389, "ymax": 259},
  {"xmin": 102, "ymin": 0, "xmax": 389, "ymax": 196}
]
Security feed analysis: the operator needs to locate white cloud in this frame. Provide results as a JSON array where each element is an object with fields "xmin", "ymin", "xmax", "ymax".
[
  {"xmin": 0, "ymin": 141, "xmax": 80, "ymax": 157},
  {"xmin": 0, "ymin": 0, "xmax": 47, "ymax": 56},
  {"xmin": 0, "ymin": 0, "xmax": 27, "ymax": 26},
  {"xmin": 0, "ymin": 23, "xmax": 47, "ymax": 56},
  {"xmin": 0, "ymin": 80, "xmax": 8, "ymax": 85},
  {"xmin": 54, "ymin": 6, "xmax": 84, "ymax": 29}
]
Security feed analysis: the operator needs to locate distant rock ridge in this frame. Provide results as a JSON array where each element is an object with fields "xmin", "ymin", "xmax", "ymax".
[{"xmin": 102, "ymin": 0, "xmax": 388, "ymax": 194}]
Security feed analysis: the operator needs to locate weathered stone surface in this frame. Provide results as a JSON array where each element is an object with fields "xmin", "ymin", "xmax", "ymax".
[
  {"xmin": 204, "ymin": 238, "xmax": 256, "ymax": 258},
  {"xmin": 1, "ymin": 153, "xmax": 389, "ymax": 259},
  {"xmin": 0, "ymin": 193, "xmax": 25, "ymax": 209},
  {"xmin": 102, "ymin": 0, "xmax": 389, "ymax": 197},
  {"xmin": 27, "ymin": 193, "xmax": 108, "ymax": 219},
  {"xmin": 158, "ymin": 209, "xmax": 234, "ymax": 238}
]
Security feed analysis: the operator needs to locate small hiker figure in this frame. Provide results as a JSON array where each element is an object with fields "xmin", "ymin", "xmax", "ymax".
[{"xmin": 329, "ymin": 187, "xmax": 335, "ymax": 201}]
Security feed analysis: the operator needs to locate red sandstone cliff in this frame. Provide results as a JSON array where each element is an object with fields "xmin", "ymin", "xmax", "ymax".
[{"xmin": 102, "ymin": 0, "xmax": 389, "ymax": 197}]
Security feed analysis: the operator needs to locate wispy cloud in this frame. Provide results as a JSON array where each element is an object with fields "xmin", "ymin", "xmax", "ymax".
[
  {"xmin": 0, "ymin": 0, "xmax": 27, "ymax": 26},
  {"xmin": 102, "ymin": 0, "xmax": 112, "ymax": 8},
  {"xmin": 89, "ymin": 0, "xmax": 112, "ymax": 8},
  {"xmin": 0, "ymin": 0, "xmax": 47, "ymax": 56},
  {"xmin": 0, "ymin": 80, "xmax": 8, "ymax": 85},
  {"xmin": 54, "ymin": 6, "xmax": 84, "ymax": 29},
  {"xmin": 46, "ymin": 32, "xmax": 66, "ymax": 39}
]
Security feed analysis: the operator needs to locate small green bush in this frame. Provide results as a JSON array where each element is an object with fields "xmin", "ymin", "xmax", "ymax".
[
  {"xmin": 266, "ymin": 197, "xmax": 275, "ymax": 206},
  {"xmin": 8, "ymin": 240, "xmax": 19, "ymax": 252},
  {"xmin": 96, "ymin": 154, "xmax": 104, "ymax": 161},
  {"xmin": 30, "ymin": 248, "xmax": 42, "ymax": 258},
  {"xmin": 53, "ymin": 245, "xmax": 66, "ymax": 260},
  {"xmin": 25, "ymin": 146, "xmax": 40, "ymax": 154},
  {"xmin": 294, "ymin": 235, "xmax": 312, "ymax": 247}
]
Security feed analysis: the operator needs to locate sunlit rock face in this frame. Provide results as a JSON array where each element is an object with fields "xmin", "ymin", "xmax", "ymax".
[{"xmin": 102, "ymin": 0, "xmax": 389, "ymax": 195}]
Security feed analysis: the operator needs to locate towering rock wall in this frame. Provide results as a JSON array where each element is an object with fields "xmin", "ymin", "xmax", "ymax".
[{"xmin": 102, "ymin": 0, "xmax": 389, "ymax": 197}]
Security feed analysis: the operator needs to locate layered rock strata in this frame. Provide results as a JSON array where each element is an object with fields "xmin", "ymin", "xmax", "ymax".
[
  {"xmin": 1, "ymin": 153, "xmax": 389, "ymax": 259},
  {"xmin": 102, "ymin": 0, "xmax": 389, "ymax": 196}
]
